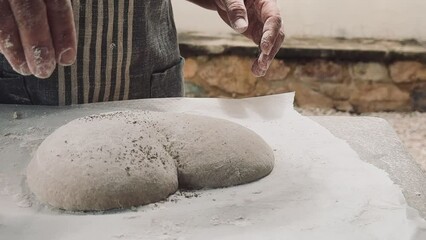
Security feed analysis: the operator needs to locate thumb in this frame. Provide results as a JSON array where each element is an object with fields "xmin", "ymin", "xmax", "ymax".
[{"xmin": 218, "ymin": 0, "xmax": 249, "ymax": 33}]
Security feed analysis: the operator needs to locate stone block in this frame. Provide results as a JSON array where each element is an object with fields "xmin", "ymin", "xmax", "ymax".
[
  {"xmin": 350, "ymin": 62, "xmax": 389, "ymax": 82},
  {"xmin": 319, "ymin": 84, "xmax": 352, "ymax": 100},
  {"xmin": 334, "ymin": 101, "xmax": 354, "ymax": 112},
  {"xmin": 390, "ymin": 61, "xmax": 426, "ymax": 83},
  {"xmin": 351, "ymin": 83, "xmax": 409, "ymax": 102},
  {"xmin": 291, "ymin": 83, "xmax": 334, "ymax": 109},
  {"xmin": 294, "ymin": 60, "xmax": 344, "ymax": 83},
  {"xmin": 350, "ymin": 83, "xmax": 411, "ymax": 112},
  {"xmin": 251, "ymin": 80, "xmax": 271, "ymax": 97},
  {"xmin": 198, "ymin": 56, "xmax": 257, "ymax": 95},
  {"xmin": 263, "ymin": 60, "xmax": 291, "ymax": 81}
]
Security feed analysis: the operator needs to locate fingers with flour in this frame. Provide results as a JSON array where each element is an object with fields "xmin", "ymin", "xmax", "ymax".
[
  {"xmin": 216, "ymin": 0, "xmax": 249, "ymax": 33},
  {"xmin": 256, "ymin": 0, "xmax": 282, "ymax": 54},
  {"xmin": 252, "ymin": 29, "xmax": 284, "ymax": 77},
  {"xmin": 0, "ymin": 0, "xmax": 31, "ymax": 75},
  {"xmin": 253, "ymin": 0, "xmax": 285, "ymax": 76},
  {"xmin": 8, "ymin": 0, "xmax": 56, "ymax": 78},
  {"xmin": 45, "ymin": 0, "xmax": 76, "ymax": 66}
]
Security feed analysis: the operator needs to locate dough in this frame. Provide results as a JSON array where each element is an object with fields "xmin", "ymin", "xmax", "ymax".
[{"xmin": 26, "ymin": 111, "xmax": 274, "ymax": 211}]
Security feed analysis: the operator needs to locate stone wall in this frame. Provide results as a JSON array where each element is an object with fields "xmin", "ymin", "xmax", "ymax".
[{"xmin": 180, "ymin": 34, "xmax": 426, "ymax": 113}]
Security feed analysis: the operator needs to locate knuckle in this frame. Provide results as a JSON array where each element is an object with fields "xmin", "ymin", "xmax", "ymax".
[
  {"xmin": 0, "ymin": 20, "xmax": 14, "ymax": 34},
  {"xmin": 45, "ymin": 0, "xmax": 71, "ymax": 13},
  {"xmin": 9, "ymin": 0, "xmax": 46, "ymax": 28},
  {"xmin": 0, "ymin": 3, "xmax": 14, "ymax": 22},
  {"xmin": 261, "ymin": 33, "xmax": 273, "ymax": 43},
  {"xmin": 269, "ymin": 16, "xmax": 282, "ymax": 27},
  {"xmin": 16, "ymin": 15, "xmax": 44, "ymax": 29},
  {"xmin": 0, "ymin": 11, "xmax": 13, "ymax": 22},
  {"xmin": 9, "ymin": 0, "xmax": 33, "ymax": 12},
  {"xmin": 226, "ymin": 1, "xmax": 246, "ymax": 14}
]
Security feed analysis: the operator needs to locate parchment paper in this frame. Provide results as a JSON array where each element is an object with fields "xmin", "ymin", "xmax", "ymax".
[{"xmin": 0, "ymin": 93, "xmax": 425, "ymax": 240}]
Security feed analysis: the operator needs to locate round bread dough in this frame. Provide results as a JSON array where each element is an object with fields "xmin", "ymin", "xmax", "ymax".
[{"xmin": 26, "ymin": 111, "xmax": 274, "ymax": 211}]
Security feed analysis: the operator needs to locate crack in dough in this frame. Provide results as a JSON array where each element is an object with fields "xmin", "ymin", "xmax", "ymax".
[{"xmin": 26, "ymin": 111, "xmax": 275, "ymax": 211}]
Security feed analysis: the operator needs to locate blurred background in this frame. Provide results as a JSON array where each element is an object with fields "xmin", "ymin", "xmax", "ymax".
[
  {"xmin": 175, "ymin": 0, "xmax": 426, "ymax": 40},
  {"xmin": 172, "ymin": 0, "xmax": 426, "ymax": 170}
]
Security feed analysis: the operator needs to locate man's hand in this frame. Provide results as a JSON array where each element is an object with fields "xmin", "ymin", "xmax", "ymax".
[
  {"xmin": 189, "ymin": 0, "xmax": 285, "ymax": 77},
  {"xmin": 0, "ymin": 0, "xmax": 77, "ymax": 78}
]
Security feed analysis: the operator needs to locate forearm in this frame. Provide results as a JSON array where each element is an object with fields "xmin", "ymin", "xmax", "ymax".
[{"xmin": 186, "ymin": 0, "xmax": 217, "ymax": 11}]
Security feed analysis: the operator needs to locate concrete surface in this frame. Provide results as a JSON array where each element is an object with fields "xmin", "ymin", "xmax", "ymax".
[
  {"xmin": 311, "ymin": 116, "xmax": 426, "ymax": 219},
  {"xmin": 299, "ymin": 108, "xmax": 426, "ymax": 173}
]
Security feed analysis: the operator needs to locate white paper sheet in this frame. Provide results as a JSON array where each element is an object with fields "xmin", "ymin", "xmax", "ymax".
[{"xmin": 0, "ymin": 93, "xmax": 425, "ymax": 240}]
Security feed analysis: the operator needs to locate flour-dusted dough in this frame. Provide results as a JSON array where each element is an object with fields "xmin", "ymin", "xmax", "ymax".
[
  {"xmin": 159, "ymin": 115, "xmax": 275, "ymax": 189},
  {"xmin": 26, "ymin": 112, "xmax": 178, "ymax": 211},
  {"xmin": 26, "ymin": 111, "xmax": 274, "ymax": 211}
]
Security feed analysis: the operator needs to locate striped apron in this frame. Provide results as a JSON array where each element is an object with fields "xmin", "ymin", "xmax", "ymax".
[{"xmin": 0, "ymin": 0, "xmax": 184, "ymax": 105}]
